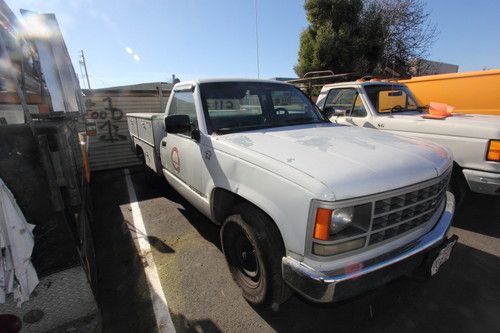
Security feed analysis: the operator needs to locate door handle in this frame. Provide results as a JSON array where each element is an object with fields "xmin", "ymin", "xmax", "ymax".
[{"xmin": 161, "ymin": 141, "xmax": 166, "ymax": 147}]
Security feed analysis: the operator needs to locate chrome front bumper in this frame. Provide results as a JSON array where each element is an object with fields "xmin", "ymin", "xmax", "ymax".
[
  {"xmin": 462, "ymin": 168, "xmax": 500, "ymax": 195},
  {"xmin": 282, "ymin": 191, "xmax": 456, "ymax": 303}
]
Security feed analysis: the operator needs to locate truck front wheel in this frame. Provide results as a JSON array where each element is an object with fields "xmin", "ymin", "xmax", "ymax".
[{"xmin": 221, "ymin": 203, "xmax": 291, "ymax": 309}]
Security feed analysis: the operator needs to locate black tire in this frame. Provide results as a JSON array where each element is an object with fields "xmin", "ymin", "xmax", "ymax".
[
  {"xmin": 449, "ymin": 164, "xmax": 469, "ymax": 207},
  {"xmin": 221, "ymin": 203, "xmax": 291, "ymax": 309},
  {"xmin": 143, "ymin": 163, "xmax": 159, "ymax": 186}
]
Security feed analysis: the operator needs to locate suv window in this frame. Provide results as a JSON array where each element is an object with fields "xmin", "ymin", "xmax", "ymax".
[
  {"xmin": 168, "ymin": 91, "xmax": 198, "ymax": 136},
  {"xmin": 325, "ymin": 88, "xmax": 366, "ymax": 117}
]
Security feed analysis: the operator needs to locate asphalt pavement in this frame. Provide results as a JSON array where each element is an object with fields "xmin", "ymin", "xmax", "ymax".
[{"xmin": 91, "ymin": 167, "xmax": 500, "ymax": 333}]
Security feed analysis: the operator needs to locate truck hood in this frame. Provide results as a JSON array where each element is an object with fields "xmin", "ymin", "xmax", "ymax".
[
  {"xmin": 217, "ymin": 123, "xmax": 452, "ymax": 201},
  {"xmin": 387, "ymin": 112, "xmax": 500, "ymax": 139}
]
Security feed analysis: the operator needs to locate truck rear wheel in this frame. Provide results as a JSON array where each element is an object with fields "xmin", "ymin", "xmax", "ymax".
[{"xmin": 221, "ymin": 203, "xmax": 291, "ymax": 309}]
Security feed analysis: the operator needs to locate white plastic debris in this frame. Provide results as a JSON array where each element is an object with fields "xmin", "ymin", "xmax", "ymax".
[{"xmin": 0, "ymin": 177, "xmax": 39, "ymax": 306}]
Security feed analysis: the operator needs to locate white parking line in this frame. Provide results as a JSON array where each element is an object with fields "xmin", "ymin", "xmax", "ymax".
[
  {"xmin": 450, "ymin": 226, "xmax": 500, "ymax": 258},
  {"xmin": 124, "ymin": 169, "xmax": 176, "ymax": 333}
]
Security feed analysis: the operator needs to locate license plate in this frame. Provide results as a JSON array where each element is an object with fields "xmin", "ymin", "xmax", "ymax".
[{"xmin": 430, "ymin": 238, "xmax": 457, "ymax": 276}]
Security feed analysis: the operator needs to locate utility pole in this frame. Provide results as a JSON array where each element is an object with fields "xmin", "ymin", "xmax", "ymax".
[
  {"xmin": 79, "ymin": 50, "xmax": 91, "ymax": 90},
  {"xmin": 78, "ymin": 62, "xmax": 86, "ymax": 88}
]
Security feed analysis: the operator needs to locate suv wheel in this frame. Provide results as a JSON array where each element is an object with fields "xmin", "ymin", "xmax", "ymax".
[{"xmin": 221, "ymin": 203, "xmax": 291, "ymax": 309}]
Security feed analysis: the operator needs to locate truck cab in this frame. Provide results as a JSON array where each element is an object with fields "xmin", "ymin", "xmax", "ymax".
[
  {"xmin": 127, "ymin": 79, "xmax": 456, "ymax": 308},
  {"xmin": 317, "ymin": 81, "xmax": 500, "ymax": 198}
]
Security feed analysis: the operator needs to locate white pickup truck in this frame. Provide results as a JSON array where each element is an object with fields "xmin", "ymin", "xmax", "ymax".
[
  {"xmin": 127, "ymin": 79, "xmax": 456, "ymax": 308},
  {"xmin": 316, "ymin": 81, "xmax": 500, "ymax": 200}
]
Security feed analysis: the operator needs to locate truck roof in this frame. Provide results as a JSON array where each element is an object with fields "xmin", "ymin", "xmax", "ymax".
[
  {"xmin": 172, "ymin": 78, "xmax": 295, "ymax": 90},
  {"xmin": 322, "ymin": 81, "xmax": 406, "ymax": 89}
]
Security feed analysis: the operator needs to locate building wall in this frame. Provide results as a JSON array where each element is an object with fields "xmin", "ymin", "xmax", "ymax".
[
  {"xmin": 84, "ymin": 92, "xmax": 169, "ymax": 171},
  {"xmin": 413, "ymin": 59, "xmax": 459, "ymax": 76}
]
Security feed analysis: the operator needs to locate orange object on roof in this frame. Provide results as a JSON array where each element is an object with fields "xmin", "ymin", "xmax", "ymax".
[{"xmin": 422, "ymin": 101, "xmax": 454, "ymax": 119}]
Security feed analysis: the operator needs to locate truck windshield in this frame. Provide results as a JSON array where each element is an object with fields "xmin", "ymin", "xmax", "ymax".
[
  {"xmin": 199, "ymin": 82, "xmax": 325, "ymax": 134},
  {"xmin": 364, "ymin": 85, "xmax": 420, "ymax": 114}
]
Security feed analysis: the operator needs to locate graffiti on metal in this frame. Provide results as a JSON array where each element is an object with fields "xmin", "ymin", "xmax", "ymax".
[{"xmin": 85, "ymin": 97, "xmax": 127, "ymax": 142}]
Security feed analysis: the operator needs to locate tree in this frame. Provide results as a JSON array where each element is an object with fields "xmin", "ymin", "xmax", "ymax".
[
  {"xmin": 294, "ymin": 0, "xmax": 436, "ymax": 77},
  {"xmin": 375, "ymin": 0, "xmax": 437, "ymax": 75},
  {"xmin": 295, "ymin": 0, "xmax": 382, "ymax": 76}
]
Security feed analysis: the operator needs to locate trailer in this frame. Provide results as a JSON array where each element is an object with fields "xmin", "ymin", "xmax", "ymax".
[
  {"xmin": 0, "ymin": 3, "xmax": 99, "ymax": 331},
  {"xmin": 398, "ymin": 69, "xmax": 500, "ymax": 116}
]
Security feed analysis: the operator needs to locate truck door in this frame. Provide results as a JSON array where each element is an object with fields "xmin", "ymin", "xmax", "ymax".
[
  {"xmin": 160, "ymin": 90, "xmax": 202, "ymax": 193},
  {"xmin": 323, "ymin": 88, "xmax": 368, "ymax": 127}
]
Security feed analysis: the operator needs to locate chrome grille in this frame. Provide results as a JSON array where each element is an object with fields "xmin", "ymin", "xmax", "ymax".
[{"xmin": 368, "ymin": 173, "xmax": 450, "ymax": 246}]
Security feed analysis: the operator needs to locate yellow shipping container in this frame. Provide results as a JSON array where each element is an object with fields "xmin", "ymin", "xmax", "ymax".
[{"xmin": 399, "ymin": 69, "xmax": 500, "ymax": 116}]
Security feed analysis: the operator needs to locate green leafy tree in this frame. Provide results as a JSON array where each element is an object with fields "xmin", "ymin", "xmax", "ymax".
[
  {"xmin": 295, "ymin": 0, "xmax": 385, "ymax": 77},
  {"xmin": 295, "ymin": 0, "xmax": 436, "ymax": 77}
]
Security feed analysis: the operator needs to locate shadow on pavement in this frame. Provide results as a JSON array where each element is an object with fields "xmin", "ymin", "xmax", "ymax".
[
  {"xmin": 170, "ymin": 312, "xmax": 222, "ymax": 333},
  {"xmin": 177, "ymin": 206, "xmax": 222, "ymax": 250},
  {"xmin": 147, "ymin": 235, "xmax": 176, "ymax": 253},
  {"xmin": 90, "ymin": 169, "xmax": 158, "ymax": 332},
  {"xmin": 453, "ymin": 192, "xmax": 500, "ymax": 238},
  {"xmin": 133, "ymin": 167, "xmax": 222, "ymax": 250},
  {"xmin": 123, "ymin": 218, "xmax": 176, "ymax": 254}
]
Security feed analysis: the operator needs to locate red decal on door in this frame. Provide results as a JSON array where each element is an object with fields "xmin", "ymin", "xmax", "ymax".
[{"xmin": 171, "ymin": 147, "xmax": 180, "ymax": 172}]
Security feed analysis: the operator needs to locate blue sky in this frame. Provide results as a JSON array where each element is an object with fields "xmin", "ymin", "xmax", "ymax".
[{"xmin": 6, "ymin": 0, "xmax": 500, "ymax": 88}]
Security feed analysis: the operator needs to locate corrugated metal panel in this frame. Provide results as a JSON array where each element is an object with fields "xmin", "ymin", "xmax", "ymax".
[{"xmin": 84, "ymin": 94, "xmax": 168, "ymax": 171}]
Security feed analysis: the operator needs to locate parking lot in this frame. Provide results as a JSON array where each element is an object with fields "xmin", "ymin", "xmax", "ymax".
[{"xmin": 91, "ymin": 167, "xmax": 500, "ymax": 333}]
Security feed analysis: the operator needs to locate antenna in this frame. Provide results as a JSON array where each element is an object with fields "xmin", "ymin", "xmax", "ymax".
[
  {"xmin": 254, "ymin": 0, "xmax": 260, "ymax": 78},
  {"xmin": 79, "ymin": 50, "xmax": 91, "ymax": 90}
]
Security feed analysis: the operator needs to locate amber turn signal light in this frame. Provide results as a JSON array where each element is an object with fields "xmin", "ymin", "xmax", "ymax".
[
  {"xmin": 313, "ymin": 208, "xmax": 332, "ymax": 241},
  {"xmin": 487, "ymin": 140, "xmax": 500, "ymax": 162}
]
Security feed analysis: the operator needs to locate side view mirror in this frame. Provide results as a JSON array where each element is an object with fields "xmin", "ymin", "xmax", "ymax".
[{"xmin": 165, "ymin": 114, "xmax": 191, "ymax": 134}]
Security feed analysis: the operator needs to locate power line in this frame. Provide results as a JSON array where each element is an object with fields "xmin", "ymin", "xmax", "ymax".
[{"xmin": 254, "ymin": 0, "xmax": 260, "ymax": 78}]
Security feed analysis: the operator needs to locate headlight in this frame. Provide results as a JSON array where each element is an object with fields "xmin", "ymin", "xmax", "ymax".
[
  {"xmin": 487, "ymin": 140, "xmax": 500, "ymax": 162},
  {"xmin": 312, "ymin": 203, "xmax": 371, "ymax": 256},
  {"xmin": 330, "ymin": 207, "xmax": 354, "ymax": 234}
]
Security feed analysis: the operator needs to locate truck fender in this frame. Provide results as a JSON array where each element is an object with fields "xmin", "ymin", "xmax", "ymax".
[{"xmin": 208, "ymin": 183, "xmax": 290, "ymax": 251}]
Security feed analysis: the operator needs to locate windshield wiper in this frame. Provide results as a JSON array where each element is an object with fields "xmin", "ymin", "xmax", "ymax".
[
  {"xmin": 215, "ymin": 124, "xmax": 276, "ymax": 134},
  {"xmin": 380, "ymin": 107, "xmax": 406, "ymax": 112},
  {"xmin": 214, "ymin": 117, "xmax": 324, "ymax": 134},
  {"xmin": 282, "ymin": 117, "xmax": 322, "ymax": 124},
  {"xmin": 416, "ymin": 106, "xmax": 428, "ymax": 113}
]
